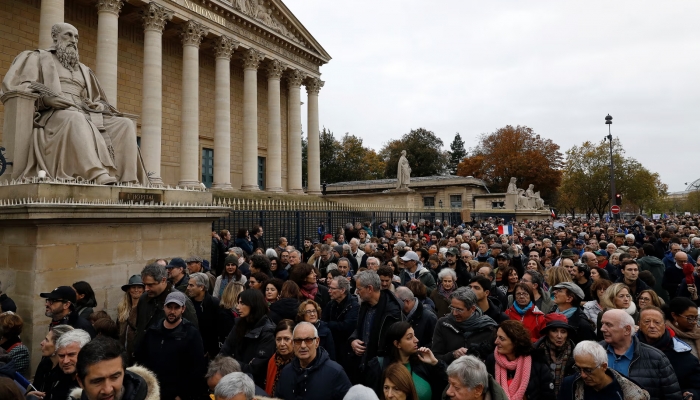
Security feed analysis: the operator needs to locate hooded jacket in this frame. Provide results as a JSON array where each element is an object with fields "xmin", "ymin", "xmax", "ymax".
[
  {"xmin": 69, "ymin": 366, "xmax": 160, "ymax": 400},
  {"xmin": 399, "ymin": 262, "xmax": 437, "ymax": 294},
  {"xmin": 274, "ymin": 347, "xmax": 352, "ymax": 400},
  {"xmin": 220, "ymin": 315, "xmax": 276, "ymax": 386},
  {"xmin": 504, "ymin": 303, "xmax": 546, "ymax": 342}
]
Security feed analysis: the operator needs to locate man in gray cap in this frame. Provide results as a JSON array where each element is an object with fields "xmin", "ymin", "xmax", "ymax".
[
  {"xmin": 551, "ymin": 282, "xmax": 596, "ymax": 344},
  {"xmin": 399, "ymin": 251, "xmax": 436, "ymax": 294},
  {"xmin": 135, "ymin": 290, "xmax": 207, "ymax": 399}
]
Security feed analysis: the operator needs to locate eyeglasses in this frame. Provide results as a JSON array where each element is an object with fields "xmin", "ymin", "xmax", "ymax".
[
  {"xmin": 328, "ymin": 286, "xmax": 339, "ymax": 291},
  {"xmin": 303, "ymin": 310, "xmax": 318, "ymax": 315},
  {"xmin": 616, "ymin": 294, "xmax": 632, "ymax": 299},
  {"xmin": 573, "ymin": 363, "xmax": 602, "ymax": 376},
  {"xmin": 449, "ymin": 305, "xmax": 467, "ymax": 314},
  {"xmin": 520, "ymin": 278, "xmax": 532, "ymax": 283},
  {"xmin": 515, "ymin": 292, "xmax": 529, "ymax": 298},
  {"xmin": 678, "ymin": 315, "xmax": 699, "ymax": 324},
  {"xmin": 293, "ymin": 337, "xmax": 317, "ymax": 346}
]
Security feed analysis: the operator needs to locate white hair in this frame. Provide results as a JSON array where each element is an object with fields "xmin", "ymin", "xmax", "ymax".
[
  {"xmin": 460, "ymin": 243, "xmax": 470, "ymax": 250},
  {"xmin": 395, "ymin": 286, "xmax": 415, "ymax": 301},
  {"xmin": 265, "ymin": 248, "xmax": 278, "ymax": 259},
  {"xmin": 55, "ymin": 329, "xmax": 91, "ymax": 351},
  {"xmin": 461, "ymin": 249, "xmax": 472, "ymax": 256},
  {"xmin": 292, "ymin": 321, "xmax": 318, "ymax": 338},
  {"xmin": 439, "ymin": 247, "xmax": 448, "ymax": 255},
  {"xmin": 214, "ymin": 372, "xmax": 254, "ymax": 400},
  {"xmin": 573, "ymin": 341, "xmax": 608, "ymax": 365},
  {"xmin": 437, "ymin": 268, "xmax": 457, "ymax": 281},
  {"xmin": 350, "ymin": 238, "xmax": 360, "ymax": 245},
  {"xmin": 625, "ymin": 234, "xmax": 635, "ymax": 241},
  {"xmin": 366, "ymin": 257, "xmax": 380, "ymax": 266},
  {"xmin": 606, "ymin": 309, "xmax": 636, "ymax": 332},
  {"xmin": 446, "ymin": 355, "xmax": 489, "ymax": 390},
  {"xmin": 343, "ymin": 385, "xmax": 379, "ymax": 400}
]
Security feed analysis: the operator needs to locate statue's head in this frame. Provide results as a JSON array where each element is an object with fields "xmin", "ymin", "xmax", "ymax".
[
  {"xmin": 510, "ymin": 177, "xmax": 516, "ymax": 183},
  {"xmin": 51, "ymin": 23, "xmax": 80, "ymax": 70},
  {"xmin": 401, "ymin": 150, "xmax": 406, "ymax": 156},
  {"xmin": 528, "ymin": 184, "xmax": 534, "ymax": 189}
]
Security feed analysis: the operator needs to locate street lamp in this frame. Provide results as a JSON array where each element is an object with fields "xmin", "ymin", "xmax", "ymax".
[{"xmin": 605, "ymin": 114, "xmax": 615, "ymax": 219}]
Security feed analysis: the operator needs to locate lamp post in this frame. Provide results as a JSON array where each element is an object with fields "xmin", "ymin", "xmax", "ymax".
[{"xmin": 605, "ymin": 114, "xmax": 615, "ymax": 219}]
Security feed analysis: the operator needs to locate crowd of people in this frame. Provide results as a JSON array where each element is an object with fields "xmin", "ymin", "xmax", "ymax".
[{"xmin": 2, "ymin": 216, "xmax": 700, "ymax": 400}]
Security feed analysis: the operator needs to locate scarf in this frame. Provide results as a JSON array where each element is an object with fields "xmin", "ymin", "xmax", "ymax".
[
  {"xmin": 438, "ymin": 283, "xmax": 456, "ymax": 301},
  {"xmin": 300, "ymin": 283, "xmax": 318, "ymax": 300},
  {"xmin": 513, "ymin": 301, "xmax": 533, "ymax": 316},
  {"xmin": 405, "ymin": 299, "xmax": 419, "ymax": 321},
  {"xmin": 219, "ymin": 276, "xmax": 231, "ymax": 298},
  {"xmin": 271, "ymin": 353, "xmax": 293, "ymax": 394},
  {"xmin": 447, "ymin": 308, "xmax": 498, "ymax": 340},
  {"xmin": 543, "ymin": 338, "xmax": 572, "ymax": 394},
  {"xmin": 556, "ymin": 306, "xmax": 577, "ymax": 319},
  {"xmin": 638, "ymin": 328, "xmax": 674, "ymax": 352},
  {"xmin": 666, "ymin": 320, "xmax": 700, "ymax": 357},
  {"xmin": 494, "ymin": 348, "xmax": 531, "ymax": 400}
]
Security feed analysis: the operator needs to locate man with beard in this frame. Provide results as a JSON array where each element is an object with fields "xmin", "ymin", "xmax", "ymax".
[
  {"xmin": 52, "ymin": 329, "xmax": 92, "ymax": 400},
  {"xmin": 440, "ymin": 247, "xmax": 472, "ymax": 287},
  {"xmin": 135, "ymin": 291, "xmax": 206, "ymax": 400},
  {"xmin": 40, "ymin": 286, "xmax": 95, "ymax": 337},
  {"xmin": 74, "ymin": 337, "xmax": 159, "ymax": 400},
  {"xmin": 1, "ymin": 23, "xmax": 147, "ymax": 184}
]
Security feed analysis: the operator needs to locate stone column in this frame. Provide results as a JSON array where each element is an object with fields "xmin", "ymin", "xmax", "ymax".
[
  {"xmin": 95, "ymin": 0, "xmax": 123, "ymax": 106},
  {"xmin": 178, "ymin": 21, "xmax": 208, "ymax": 187},
  {"xmin": 39, "ymin": 0, "xmax": 64, "ymax": 49},
  {"xmin": 240, "ymin": 48, "xmax": 264, "ymax": 191},
  {"xmin": 212, "ymin": 36, "xmax": 238, "ymax": 190},
  {"xmin": 286, "ymin": 69, "xmax": 305, "ymax": 194},
  {"xmin": 306, "ymin": 78, "xmax": 324, "ymax": 195},
  {"xmin": 139, "ymin": 3, "xmax": 172, "ymax": 186},
  {"xmin": 265, "ymin": 59, "xmax": 284, "ymax": 193}
]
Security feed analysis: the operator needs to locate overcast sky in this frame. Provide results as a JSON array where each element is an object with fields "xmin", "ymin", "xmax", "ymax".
[{"xmin": 286, "ymin": 0, "xmax": 700, "ymax": 192}]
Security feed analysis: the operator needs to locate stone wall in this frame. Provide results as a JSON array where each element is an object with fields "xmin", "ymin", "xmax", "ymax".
[{"xmin": 0, "ymin": 0, "xmax": 290, "ymax": 189}]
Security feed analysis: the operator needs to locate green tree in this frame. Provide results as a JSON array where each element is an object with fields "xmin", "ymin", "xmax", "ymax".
[
  {"xmin": 559, "ymin": 138, "xmax": 667, "ymax": 218},
  {"xmin": 448, "ymin": 133, "xmax": 467, "ymax": 175},
  {"xmin": 315, "ymin": 128, "xmax": 386, "ymax": 183},
  {"xmin": 380, "ymin": 128, "xmax": 449, "ymax": 178}
]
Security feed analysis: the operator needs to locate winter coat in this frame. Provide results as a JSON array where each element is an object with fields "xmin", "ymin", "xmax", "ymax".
[
  {"xmin": 483, "ymin": 298, "xmax": 509, "ymax": 324},
  {"xmin": 315, "ymin": 320, "xmax": 336, "ymax": 361},
  {"xmin": 49, "ymin": 310, "xmax": 96, "ymax": 338},
  {"xmin": 235, "ymin": 237, "xmax": 254, "ymax": 255},
  {"xmin": 69, "ymin": 365, "xmax": 160, "ymax": 400},
  {"xmin": 399, "ymin": 264, "xmax": 437, "ymax": 295},
  {"xmin": 534, "ymin": 336, "xmax": 576, "ymax": 381},
  {"xmin": 432, "ymin": 312, "xmax": 498, "ymax": 363},
  {"xmin": 441, "ymin": 374, "xmax": 509, "ymax": 400},
  {"xmin": 637, "ymin": 255, "xmax": 669, "ymax": 302},
  {"xmin": 0, "ymin": 359, "xmax": 23, "ymax": 400},
  {"xmin": 212, "ymin": 274, "xmax": 247, "ymax": 299},
  {"xmin": 438, "ymin": 260, "xmax": 473, "ymax": 288},
  {"xmin": 504, "ymin": 304, "xmax": 546, "ymax": 342},
  {"xmin": 0, "ymin": 293, "xmax": 16, "ymax": 313},
  {"xmin": 557, "ymin": 367, "xmax": 650, "ymax": 400},
  {"xmin": 348, "ymin": 289, "xmax": 403, "ymax": 365},
  {"xmin": 365, "ymin": 356, "xmax": 448, "ymax": 400},
  {"xmin": 429, "ymin": 286, "xmax": 452, "ymax": 319},
  {"xmin": 639, "ymin": 331, "xmax": 700, "ymax": 400},
  {"xmin": 269, "ymin": 298, "xmax": 300, "ymax": 324},
  {"xmin": 406, "ymin": 301, "xmax": 438, "ymax": 348},
  {"xmin": 565, "ymin": 307, "xmax": 597, "ymax": 344},
  {"xmin": 663, "ymin": 265, "xmax": 686, "ymax": 301},
  {"xmin": 599, "ymin": 336, "xmax": 682, "ymax": 400},
  {"xmin": 192, "ymin": 292, "xmax": 222, "ymax": 358},
  {"xmin": 274, "ymin": 347, "xmax": 352, "ymax": 400},
  {"xmin": 133, "ymin": 283, "xmax": 199, "ymax": 351},
  {"xmin": 134, "ymin": 318, "xmax": 206, "ymax": 400},
  {"xmin": 485, "ymin": 350, "xmax": 556, "ymax": 400},
  {"xmin": 220, "ymin": 315, "xmax": 276, "ymax": 386},
  {"xmin": 322, "ymin": 293, "xmax": 360, "ymax": 365}
]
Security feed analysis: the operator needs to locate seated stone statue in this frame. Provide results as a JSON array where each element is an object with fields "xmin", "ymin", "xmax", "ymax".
[
  {"xmin": 507, "ymin": 177, "xmax": 518, "ymax": 194},
  {"xmin": 526, "ymin": 184, "xmax": 545, "ymax": 209},
  {"xmin": 1, "ymin": 23, "xmax": 148, "ymax": 185},
  {"xmin": 517, "ymin": 188, "xmax": 530, "ymax": 209}
]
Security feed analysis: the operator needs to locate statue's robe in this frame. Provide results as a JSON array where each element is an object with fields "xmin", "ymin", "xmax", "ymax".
[{"xmin": 1, "ymin": 49, "xmax": 148, "ymax": 184}]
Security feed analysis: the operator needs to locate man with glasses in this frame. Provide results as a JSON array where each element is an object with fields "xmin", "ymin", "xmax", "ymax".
[
  {"xmin": 395, "ymin": 286, "xmax": 437, "ymax": 347},
  {"xmin": 599, "ymin": 309, "xmax": 681, "ymax": 400},
  {"xmin": 322, "ymin": 276, "xmax": 359, "ymax": 367},
  {"xmin": 558, "ymin": 340, "xmax": 650, "ymax": 399},
  {"xmin": 40, "ymin": 286, "xmax": 96, "ymax": 337},
  {"xmin": 275, "ymin": 322, "xmax": 351, "ymax": 400}
]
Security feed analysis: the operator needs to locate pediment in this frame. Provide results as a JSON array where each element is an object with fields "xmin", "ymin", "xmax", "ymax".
[{"xmin": 231, "ymin": 0, "xmax": 331, "ymax": 63}]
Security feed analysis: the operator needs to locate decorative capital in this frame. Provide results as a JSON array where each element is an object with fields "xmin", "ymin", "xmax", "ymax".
[
  {"xmin": 97, "ymin": 0, "xmax": 123, "ymax": 15},
  {"xmin": 266, "ymin": 59, "xmax": 286, "ymax": 80},
  {"xmin": 142, "ymin": 2, "xmax": 173, "ymax": 33},
  {"xmin": 286, "ymin": 69, "xmax": 305, "ymax": 88},
  {"xmin": 242, "ymin": 48, "xmax": 264, "ymax": 70},
  {"xmin": 181, "ymin": 20, "xmax": 209, "ymax": 47},
  {"xmin": 214, "ymin": 36, "xmax": 238, "ymax": 60},
  {"xmin": 305, "ymin": 78, "xmax": 324, "ymax": 95}
]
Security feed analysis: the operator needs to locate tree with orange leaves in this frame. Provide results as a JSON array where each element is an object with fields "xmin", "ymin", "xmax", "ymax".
[{"xmin": 456, "ymin": 125, "xmax": 562, "ymax": 203}]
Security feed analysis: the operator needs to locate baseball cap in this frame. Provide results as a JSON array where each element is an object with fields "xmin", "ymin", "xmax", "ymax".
[
  {"xmin": 553, "ymin": 282, "xmax": 585, "ymax": 301},
  {"xmin": 560, "ymin": 249, "xmax": 575, "ymax": 258},
  {"xmin": 185, "ymin": 255, "xmax": 202, "ymax": 263},
  {"xmin": 496, "ymin": 253, "xmax": 510, "ymax": 260},
  {"xmin": 446, "ymin": 247, "xmax": 459, "ymax": 256},
  {"xmin": 166, "ymin": 257, "xmax": 187, "ymax": 269},
  {"xmin": 575, "ymin": 239, "xmax": 584, "ymax": 245},
  {"xmin": 164, "ymin": 291, "xmax": 187, "ymax": 307},
  {"xmin": 40, "ymin": 286, "xmax": 77, "ymax": 303},
  {"xmin": 400, "ymin": 251, "xmax": 420, "ymax": 262}
]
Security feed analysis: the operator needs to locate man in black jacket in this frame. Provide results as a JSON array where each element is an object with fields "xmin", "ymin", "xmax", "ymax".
[
  {"xmin": 395, "ymin": 286, "xmax": 437, "ymax": 347},
  {"xmin": 348, "ymin": 270, "xmax": 403, "ymax": 374},
  {"xmin": 135, "ymin": 291, "xmax": 207, "ymax": 400},
  {"xmin": 186, "ymin": 272, "xmax": 221, "ymax": 360},
  {"xmin": 550, "ymin": 282, "xmax": 596, "ymax": 344},
  {"xmin": 133, "ymin": 263, "xmax": 199, "ymax": 352},
  {"xmin": 40, "ymin": 286, "xmax": 96, "ymax": 338},
  {"xmin": 166, "ymin": 257, "xmax": 189, "ymax": 293},
  {"xmin": 251, "ymin": 225, "xmax": 265, "ymax": 252},
  {"xmin": 322, "ymin": 276, "xmax": 359, "ymax": 366},
  {"xmin": 439, "ymin": 247, "xmax": 472, "ymax": 287}
]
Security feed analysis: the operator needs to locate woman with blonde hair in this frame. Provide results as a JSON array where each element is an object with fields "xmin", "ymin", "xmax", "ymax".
[
  {"xmin": 218, "ymin": 281, "xmax": 245, "ymax": 346},
  {"xmin": 381, "ymin": 362, "xmax": 419, "ymax": 400},
  {"xmin": 117, "ymin": 274, "xmax": 144, "ymax": 363},
  {"xmin": 546, "ymin": 266, "xmax": 572, "ymax": 295},
  {"xmin": 596, "ymin": 283, "xmax": 638, "ymax": 339}
]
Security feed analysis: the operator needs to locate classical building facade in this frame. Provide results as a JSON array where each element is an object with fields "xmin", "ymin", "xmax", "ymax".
[{"xmin": 0, "ymin": 0, "xmax": 330, "ymax": 193}]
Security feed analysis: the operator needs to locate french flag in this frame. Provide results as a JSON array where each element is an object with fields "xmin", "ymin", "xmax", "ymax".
[{"xmin": 498, "ymin": 225, "xmax": 513, "ymax": 235}]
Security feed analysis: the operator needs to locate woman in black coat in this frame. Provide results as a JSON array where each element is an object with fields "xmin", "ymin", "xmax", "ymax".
[
  {"xmin": 485, "ymin": 320, "xmax": 555, "ymax": 400},
  {"xmin": 219, "ymin": 289, "xmax": 275, "ymax": 387},
  {"xmin": 289, "ymin": 263, "xmax": 330, "ymax": 306}
]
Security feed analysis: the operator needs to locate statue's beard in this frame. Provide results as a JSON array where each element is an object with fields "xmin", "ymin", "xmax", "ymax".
[{"xmin": 56, "ymin": 43, "xmax": 79, "ymax": 71}]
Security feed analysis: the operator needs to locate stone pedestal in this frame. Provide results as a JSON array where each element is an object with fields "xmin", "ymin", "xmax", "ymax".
[
  {"xmin": 0, "ymin": 182, "xmax": 228, "ymax": 370},
  {"xmin": 0, "ymin": 91, "xmax": 41, "ymax": 180}
]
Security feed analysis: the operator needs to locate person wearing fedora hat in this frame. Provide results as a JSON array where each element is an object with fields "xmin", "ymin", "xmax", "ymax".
[
  {"xmin": 534, "ymin": 313, "xmax": 576, "ymax": 395},
  {"xmin": 40, "ymin": 286, "xmax": 96, "ymax": 338},
  {"xmin": 117, "ymin": 275, "xmax": 145, "ymax": 364}
]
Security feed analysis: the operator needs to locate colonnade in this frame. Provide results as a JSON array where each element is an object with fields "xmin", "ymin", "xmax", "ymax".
[{"xmin": 37, "ymin": 0, "xmax": 323, "ymax": 193}]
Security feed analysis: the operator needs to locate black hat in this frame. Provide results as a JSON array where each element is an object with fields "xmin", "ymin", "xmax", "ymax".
[
  {"xmin": 496, "ymin": 253, "xmax": 510, "ymax": 260},
  {"xmin": 121, "ymin": 275, "xmax": 145, "ymax": 292},
  {"xmin": 40, "ymin": 286, "xmax": 77, "ymax": 304},
  {"xmin": 539, "ymin": 313, "xmax": 576, "ymax": 335},
  {"xmin": 166, "ymin": 257, "xmax": 187, "ymax": 269}
]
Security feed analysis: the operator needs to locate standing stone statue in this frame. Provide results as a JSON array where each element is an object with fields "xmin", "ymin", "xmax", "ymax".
[
  {"xmin": 1, "ymin": 23, "xmax": 148, "ymax": 184},
  {"xmin": 396, "ymin": 150, "xmax": 411, "ymax": 189},
  {"xmin": 507, "ymin": 177, "xmax": 518, "ymax": 194}
]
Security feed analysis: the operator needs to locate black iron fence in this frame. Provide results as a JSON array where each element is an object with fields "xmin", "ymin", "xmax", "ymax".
[{"xmin": 212, "ymin": 206, "xmax": 461, "ymax": 249}]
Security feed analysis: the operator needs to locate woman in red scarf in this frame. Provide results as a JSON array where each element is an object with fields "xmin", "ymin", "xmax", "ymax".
[
  {"xmin": 485, "ymin": 320, "xmax": 555, "ymax": 400},
  {"xmin": 289, "ymin": 263, "xmax": 330, "ymax": 306},
  {"xmin": 264, "ymin": 319, "xmax": 296, "ymax": 395}
]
